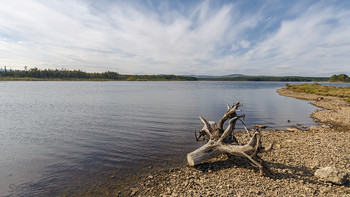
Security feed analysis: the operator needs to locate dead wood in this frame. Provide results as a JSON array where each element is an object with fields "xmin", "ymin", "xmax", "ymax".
[{"xmin": 187, "ymin": 103, "xmax": 273, "ymax": 177}]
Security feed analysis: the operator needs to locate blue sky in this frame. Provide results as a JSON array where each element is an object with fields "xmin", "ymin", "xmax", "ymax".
[{"xmin": 0, "ymin": 0, "xmax": 349, "ymax": 76}]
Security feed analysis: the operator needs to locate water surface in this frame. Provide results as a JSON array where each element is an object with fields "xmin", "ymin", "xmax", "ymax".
[{"xmin": 1, "ymin": 81, "xmax": 341, "ymax": 196}]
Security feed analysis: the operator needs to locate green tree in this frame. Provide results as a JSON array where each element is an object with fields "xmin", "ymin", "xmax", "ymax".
[{"xmin": 330, "ymin": 74, "xmax": 349, "ymax": 82}]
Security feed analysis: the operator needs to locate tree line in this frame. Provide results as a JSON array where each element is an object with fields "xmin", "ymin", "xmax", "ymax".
[
  {"xmin": 329, "ymin": 74, "xmax": 350, "ymax": 82},
  {"xmin": 0, "ymin": 68, "xmax": 197, "ymax": 81}
]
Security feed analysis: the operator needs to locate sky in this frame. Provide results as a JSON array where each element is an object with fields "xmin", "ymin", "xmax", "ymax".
[{"xmin": 0, "ymin": 0, "xmax": 349, "ymax": 76}]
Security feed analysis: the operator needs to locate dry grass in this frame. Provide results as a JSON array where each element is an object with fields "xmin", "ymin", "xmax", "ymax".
[{"xmin": 286, "ymin": 83, "xmax": 350, "ymax": 101}]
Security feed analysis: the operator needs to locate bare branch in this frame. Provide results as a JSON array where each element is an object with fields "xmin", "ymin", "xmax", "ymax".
[
  {"xmin": 246, "ymin": 132, "xmax": 259, "ymax": 147},
  {"xmin": 238, "ymin": 118, "xmax": 251, "ymax": 137},
  {"xmin": 259, "ymin": 142, "xmax": 274, "ymax": 153},
  {"xmin": 195, "ymin": 130, "xmax": 206, "ymax": 141},
  {"xmin": 218, "ymin": 102, "xmax": 241, "ymax": 130},
  {"xmin": 218, "ymin": 117, "xmax": 238, "ymax": 142},
  {"xmin": 251, "ymin": 132, "xmax": 261, "ymax": 157},
  {"xmin": 209, "ymin": 121, "xmax": 217, "ymax": 131},
  {"xmin": 199, "ymin": 116, "xmax": 213, "ymax": 138},
  {"xmin": 195, "ymin": 130, "xmax": 199, "ymax": 141}
]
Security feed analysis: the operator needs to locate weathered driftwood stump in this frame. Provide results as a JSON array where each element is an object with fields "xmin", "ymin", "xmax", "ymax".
[{"xmin": 187, "ymin": 102, "xmax": 273, "ymax": 176}]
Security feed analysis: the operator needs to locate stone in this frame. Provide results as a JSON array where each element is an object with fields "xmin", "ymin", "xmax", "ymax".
[
  {"xmin": 321, "ymin": 124, "xmax": 330, "ymax": 129},
  {"xmin": 309, "ymin": 126, "xmax": 319, "ymax": 131},
  {"xmin": 166, "ymin": 187, "xmax": 171, "ymax": 194},
  {"xmin": 130, "ymin": 188, "xmax": 139, "ymax": 196},
  {"xmin": 314, "ymin": 166, "xmax": 348, "ymax": 185},
  {"xmin": 286, "ymin": 127, "xmax": 301, "ymax": 132},
  {"xmin": 184, "ymin": 180, "xmax": 189, "ymax": 187}
]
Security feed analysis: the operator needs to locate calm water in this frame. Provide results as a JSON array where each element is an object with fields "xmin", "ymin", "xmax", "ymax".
[{"xmin": 0, "ymin": 81, "xmax": 345, "ymax": 196}]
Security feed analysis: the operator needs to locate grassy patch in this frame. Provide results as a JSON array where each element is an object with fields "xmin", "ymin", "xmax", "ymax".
[{"xmin": 286, "ymin": 83, "xmax": 350, "ymax": 102}]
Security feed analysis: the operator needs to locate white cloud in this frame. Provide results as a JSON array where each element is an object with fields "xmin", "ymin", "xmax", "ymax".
[
  {"xmin": 255, "ymin": 5, "xmax": 348, "ymax": 76},
  {"xmin": 0, "ymin": 0, "xmax": 349, "ymax": 76},
  {"xmin": 218, "ymin": 2, "xmax": 350, "ymax": 76},
  {"xmin": 240, "ymin": 40, "xmax": 250, "ymax": 49}
]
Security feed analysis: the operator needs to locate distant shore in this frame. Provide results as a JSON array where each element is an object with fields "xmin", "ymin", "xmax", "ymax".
[
  {"xmin": 0, "ymin": 77, "xmax": 331, "ymax": 82},
  {"xmin": 0, "ymin": 77, "xmax": 330, "ymax": 82},
  {"xmin": 0, "ymin": 68, "xmax": 336, "ymax": 82},
  {"xmin": 64, "ymin": 86, "xmax": 350, "ymax": 196}
]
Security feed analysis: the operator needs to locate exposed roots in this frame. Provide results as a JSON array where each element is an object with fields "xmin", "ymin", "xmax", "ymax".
[{"xmin": 187, "ymin": 102, "xmax": 274, "ymax": 177}]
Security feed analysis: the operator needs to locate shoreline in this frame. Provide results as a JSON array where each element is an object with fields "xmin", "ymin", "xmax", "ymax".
[
  {"xmin": 69, "ymin": 87, "xmax": 350, "ymax": 196},
  {"xmin": 277, "ymin": 88, "xmax": 350, "ymax": 128}
]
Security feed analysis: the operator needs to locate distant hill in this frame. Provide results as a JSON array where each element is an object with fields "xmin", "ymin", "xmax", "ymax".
[
  {"xmin": 188, "ymin": 74, "xmax": 246, "ymax": 79},
  {"xmin": 190, "ymin": 74, "xmax": 329, "ymax": 82}
]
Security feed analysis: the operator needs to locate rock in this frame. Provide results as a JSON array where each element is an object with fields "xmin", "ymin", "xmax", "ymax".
[
  {"xmin": 255, "ymin": 124, "xmax": 267, "ymax": 129},
  {"xmin": 184, "ymin": 180, "xmax": 189, "ymax": 187},
  {"xmin": 309, "ymin": 126, "xmax": 320, "ymax": 131},
  {"xmin": 286, "ymin": 128, "xmax": 300, "ymax": 132},
  {"xmin": 130, "ymin": 188, "xmax": 139, "ymax": 196},
  {"xmin": 314, "ymin": 166, "xmax": 348, "ymax": 185},
  {"xmin": 321, "ymin": 124, "xmax": 331, "ymax": 129},
  {"xmin": 310, "ymin": 161, "xmax": 319, "ymax": 170},
  {"xmin": 166, "ymin": 187, "xmax": 171, "ymax": 194}
]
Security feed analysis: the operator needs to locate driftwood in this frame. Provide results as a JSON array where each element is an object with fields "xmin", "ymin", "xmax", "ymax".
[{"xmin": 187, "ymin": 102, "xmax": 273, "ymax": 176}]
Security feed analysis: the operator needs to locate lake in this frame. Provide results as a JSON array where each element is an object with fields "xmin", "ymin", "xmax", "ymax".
[{"xmin": 0, "ymin": 81, "xmax": 343, "ymax": 196}]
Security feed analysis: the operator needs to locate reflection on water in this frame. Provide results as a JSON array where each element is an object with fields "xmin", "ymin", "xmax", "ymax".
[{"xmin": 0, "ymin": 81, "xmax": 346, "ymax": 195}]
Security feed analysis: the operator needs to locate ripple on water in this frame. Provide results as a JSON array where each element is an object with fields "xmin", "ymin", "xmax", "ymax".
[{"xmin": 0, "ymin": 81, "xmax": 333, "ymax": 195}]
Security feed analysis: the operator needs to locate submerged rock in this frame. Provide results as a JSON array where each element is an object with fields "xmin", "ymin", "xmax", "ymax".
[{"xmin": 314, "ymin": 166, "xmax": 348, "ymax": 185}]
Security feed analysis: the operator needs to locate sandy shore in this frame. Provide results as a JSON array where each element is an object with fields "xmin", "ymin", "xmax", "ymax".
[{"xmin": 109, "ymin": 87, "xmax": 350, "ymax": 197}]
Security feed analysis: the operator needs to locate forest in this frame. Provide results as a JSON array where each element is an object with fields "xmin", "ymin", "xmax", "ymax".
[{"xmin": 0, "ymin": 68, "xmax": 197, "ymax": 81}]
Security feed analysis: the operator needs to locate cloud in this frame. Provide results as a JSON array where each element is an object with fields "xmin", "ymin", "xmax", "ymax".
[
  {"xmin": 211, "ymin": 1, "xmax": 350, "ymax": 76},
  {"xmin": 241, "ymin": 2, "xmax": 350, "ymax": 76},
  {"xmin": 0, "ymin": 0, "xmax": 349, "ymax": 76}
]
